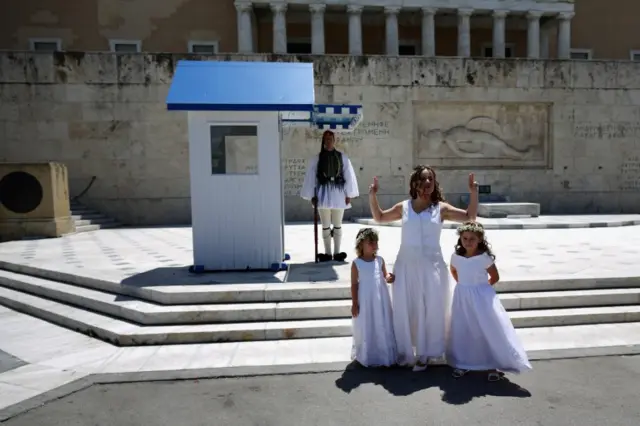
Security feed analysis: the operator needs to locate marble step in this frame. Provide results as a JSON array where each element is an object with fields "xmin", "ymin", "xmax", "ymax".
[
  {"xmin": 74, "ymin": 218, "xmax": 119, "ymax": 226},
  {"xmin": 1, "ymin": 261, "xmax": 638, "ymax": 306},
  {"xmin": 2, "ymin": 286, "xmax": 640, "ymax": 346},
  {"xmin": 477, "ymin": 202, "xmax": 541, "ymax": 218},
  {"xmin": 1, "ymin": 270, "xmax": 640, "ymax": 326}
]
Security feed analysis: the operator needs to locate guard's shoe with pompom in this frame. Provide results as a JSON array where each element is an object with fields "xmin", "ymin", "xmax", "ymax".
[{"xmin": 333, "ymin": 252, "xmax": 347, "ymax": 262}]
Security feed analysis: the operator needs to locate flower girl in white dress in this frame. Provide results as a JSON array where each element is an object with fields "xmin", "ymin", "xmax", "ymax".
[
  {"xmin": 351, "ymin": 228, "xmax": 397, "ymax": 367},
  {"xmin": 447, "ymin": 222, "xmax": 532, "ymax": 381}
]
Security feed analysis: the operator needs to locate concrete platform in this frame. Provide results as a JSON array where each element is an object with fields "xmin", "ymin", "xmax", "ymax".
[
  {"xmin": 0, "ymin": 224, "xmax": 640, "ymax": 346},
  {"xmin": 354, "ymin": 214, "xmax": 640, "ymax": 229},
  {"xmin": 477, "ymin": 202, "xmax": 541, "ymax": 218}
]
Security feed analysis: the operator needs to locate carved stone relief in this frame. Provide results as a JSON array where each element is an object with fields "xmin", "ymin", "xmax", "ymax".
[{"xmin": 414, "ymin": 102, "xmax": 551, "ymax": 168}]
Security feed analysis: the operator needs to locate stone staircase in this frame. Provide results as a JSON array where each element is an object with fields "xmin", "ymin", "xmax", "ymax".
[
  {"xmin": 0, "ymin": 261, "xmax": 639, "ymax": 346},
  {"xmin": 70, "ymin": 200, "xmax": 121, "ymax": 233}
]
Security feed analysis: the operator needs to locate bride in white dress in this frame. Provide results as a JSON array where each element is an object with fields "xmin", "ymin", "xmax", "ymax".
[
  {"xmin": 368, "ymin": 165, "xmax": 479, "ymax": 371},
  {"xmin": 447, "ymin": 222, "xmax": 532, "ymax": 381}
]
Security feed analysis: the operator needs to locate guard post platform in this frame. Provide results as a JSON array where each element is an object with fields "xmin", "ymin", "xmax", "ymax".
[{"xmin": 166, "ymin": 60, "xmax": 363, "ymax": 273}]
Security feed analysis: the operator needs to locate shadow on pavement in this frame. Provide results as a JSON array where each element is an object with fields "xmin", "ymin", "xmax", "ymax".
[{"xmin": 335, "ymin": 362, "xmax": 531, "ymax": 405}]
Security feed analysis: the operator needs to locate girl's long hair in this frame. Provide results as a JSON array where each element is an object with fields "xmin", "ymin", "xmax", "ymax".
[{"xmin": 454, "ymin": 222, "xmax": 496, "ymax": 260}]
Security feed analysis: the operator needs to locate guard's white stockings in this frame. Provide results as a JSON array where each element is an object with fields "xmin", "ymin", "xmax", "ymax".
[{"xmin": 318, "ymin": 208, "xmax": 345, "ymax": 255}]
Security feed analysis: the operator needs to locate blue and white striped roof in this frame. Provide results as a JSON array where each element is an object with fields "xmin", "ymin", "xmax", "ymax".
[{"xmin": 281, "ymin": 104, "xmax": 363, "ymax": 133}]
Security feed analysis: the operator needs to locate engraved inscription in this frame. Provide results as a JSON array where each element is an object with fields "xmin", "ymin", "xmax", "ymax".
[
  {"xmin": 620, "ymin": 156, "xmax": 640, "ymax": 191},
  {"xmin": 283, "ymin": 158, "xmax": 307, "ymax": 196},
  {"xmin": 573, "ymin": 123, "xmax": 640, "ymax": 139}
]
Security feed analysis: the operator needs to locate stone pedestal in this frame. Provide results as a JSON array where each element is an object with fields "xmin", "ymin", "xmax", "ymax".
[
  {"xmin": 478, "ymin": 203, "xmax": 541, "ymax": 218},
  {"xmin": 0, "ymin": 162, "xmax": 75, "ymax": 241}
]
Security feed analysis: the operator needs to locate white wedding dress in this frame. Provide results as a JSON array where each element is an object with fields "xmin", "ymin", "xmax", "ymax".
[
  {"xmin": 391, "ymin": 201, "xmax": 454, "ymax": 366},
  {"xmin": 447, "ymin": 253, "xmax": 532, "ymax": 374},
  {"xmin": 351, "ymin": 256, "xmax": 397, "ymax": 367}
]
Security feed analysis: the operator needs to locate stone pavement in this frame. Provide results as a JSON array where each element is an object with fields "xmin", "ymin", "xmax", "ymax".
[
  {"xmin": 1, "ymin": 223, "xmax": 640, "ymax": 420},
  {"xmin": 0, "ymin": 222, "xmax": 640, "ymax": 283},
  {"xmin": 4, "ymin": 355, "xmax": 640, "ymax": 426}
]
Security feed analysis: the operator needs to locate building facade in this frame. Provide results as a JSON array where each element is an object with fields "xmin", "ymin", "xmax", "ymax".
[{"xmin": 1, "ymin": 0, "xmax": 640, "ymax": 61}]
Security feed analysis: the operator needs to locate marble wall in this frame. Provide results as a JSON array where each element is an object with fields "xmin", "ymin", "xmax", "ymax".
[{"xmin": 1, "ymin": 52, "xmax": 640, "ymax": 224}]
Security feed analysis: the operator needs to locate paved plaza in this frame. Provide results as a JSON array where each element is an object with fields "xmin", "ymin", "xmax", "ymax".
[
  {"xmin": 0, "ymin": 220, "xmax": 640, "ymax": 284},
  {"xmin": 3, "ymin": 355, "xmax": 640, "ymax": 426},
  {"xmin": 1, "ymin": 221, "xmax": 640, "ymax": 420}
]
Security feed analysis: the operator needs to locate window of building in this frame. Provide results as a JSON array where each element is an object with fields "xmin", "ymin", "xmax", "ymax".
[
  {"xmin": 287, "ymin": 41, "xmax": 312, "ymax": 54},
  {"xmin": 481, "ymin": 44, "xmax": 514, "ymax": 58},
  {"xmin": 570, "ymin": 49, "xmax": 592, "ymax": 60},
  {"xmin": 29, "ymin": 38, "xmax": 62, "ymax": 52},
  {"xmin": 188, "ymin": 41, "xmax": 219, "ymax": 54},
  {"xmin": 630, "ymin": 50, "xmax": 640, "ymax": 61},
  {"xmin": 109, "ymin": 39, "xmax": 142, "ymax": 53}
]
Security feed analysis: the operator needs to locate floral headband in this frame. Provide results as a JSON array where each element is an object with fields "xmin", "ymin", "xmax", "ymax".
[
  {"xmin": 457, "ymin": 221, "xmax": 485, "ymax": 235},
  {"xmin": 356, "ymin": 227, "xmax": 379, "ymax": 245}
]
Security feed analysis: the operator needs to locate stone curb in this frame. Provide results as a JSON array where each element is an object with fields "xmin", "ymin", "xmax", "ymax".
[
  {"xmin": 3, "ymin": 343, "xmax": 640, "ymax": 422},
  {"xmin": 353, "ymin": 218, "xmax": 640, "ymax": 230}
]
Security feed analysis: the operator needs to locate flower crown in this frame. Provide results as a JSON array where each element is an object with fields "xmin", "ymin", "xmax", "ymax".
[
  {"xmin": 356, "ymin": 227, "xmax": 379, "ymax": 246},
  {"xmin": 456, "ymin": 221, "xmax": 485, "ymax": 235}
]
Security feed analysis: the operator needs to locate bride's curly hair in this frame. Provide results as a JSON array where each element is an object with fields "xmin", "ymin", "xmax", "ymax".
[
  {"xmin": 409, "ymin": 165, "xmax": 444, "ymax": 204},
  {"xmin": 454, "ymin": 222, "xmax": 496, "ymax": 260}
]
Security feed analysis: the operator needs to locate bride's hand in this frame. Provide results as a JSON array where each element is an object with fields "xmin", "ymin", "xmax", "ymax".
[
  {"xmin": 468, "ymin": 173, "xmax": 478, "ymax": 192},
  {"xmin": 369, "ymin": 176, "xmax": 379, "ymax": 194}
]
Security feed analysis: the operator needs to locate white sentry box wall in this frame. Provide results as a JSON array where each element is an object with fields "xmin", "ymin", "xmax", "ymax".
[{"xmin": 188, "ymin": 110, "xmax": 284, "ymax": 271}]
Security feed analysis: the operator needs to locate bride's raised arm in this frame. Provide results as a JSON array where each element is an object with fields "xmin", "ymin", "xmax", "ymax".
[{"xmin": 368, "ymin": 176, "xmax": 402, "ymax": 223}]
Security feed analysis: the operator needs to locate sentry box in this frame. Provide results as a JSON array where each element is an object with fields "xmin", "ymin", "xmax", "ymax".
[{"xmin": 166, "ymin": 60, "xmax": 362, "ymax": 272}]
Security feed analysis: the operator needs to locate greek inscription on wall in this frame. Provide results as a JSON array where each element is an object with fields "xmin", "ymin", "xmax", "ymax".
[
  {"xmin": 620, "ymin": 156, "xmax": 640, "ymax": 191},
  {"xmin": 296, "ymin": 120, "xmax": 391, "ymax": 148},
  {"xmin": 283, "ymin": 158, "xmax": 307, "ymax": 196},
  {"xmin": 573, "ymin": 123, "xmax": 640, "ymax": 139}
]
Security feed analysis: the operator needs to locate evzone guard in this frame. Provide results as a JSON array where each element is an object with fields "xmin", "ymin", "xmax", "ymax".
[{"xmin": 301, "ymin": 130, "xmax": 360, "ymax": 262}]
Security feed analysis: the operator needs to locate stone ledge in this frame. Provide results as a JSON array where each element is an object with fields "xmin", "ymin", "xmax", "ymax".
[
  {"xmin": 478, "ymin": 202, "xmax": 541, "ymax": 218},
  {"xmin": 2, "ymin": 52, "xmax": 640, "ymax": 89}
]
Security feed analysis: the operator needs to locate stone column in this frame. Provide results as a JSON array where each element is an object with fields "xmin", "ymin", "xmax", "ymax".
[
  {"xmin": 234, "ymin": 1, "xmax": 254, "ymax": 53},
  {"xmin": 492, "ymin": 10, "xmax": 508, "ymax": 58},
  {"xmin": 310, "ymin": 4, "xmax": 326, "ymax": 54},
  {"xmin": 347, "ymin": 5, "xmax": 363, "ymax": 55},
  {"xmin": 421, "ymin": 7, "xmax": 437, "ymax": 57},
  {"xmin": 557, "ymin": 12, "xmax": 574, "ymax": 59},
  {"xmin": 385, "ymin": 6, "xmax": 400, "ymax": 56},
  {"xmin": 271, "ymin": 3, "xmax": 287, "ymax": 54},
  {"xmin": 457, "ymin": 8, "xmax": 473, "ymax": 57},
  {"xmin": 527, "ymin": 11, "xmax": 542, "ymax": 59}
]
